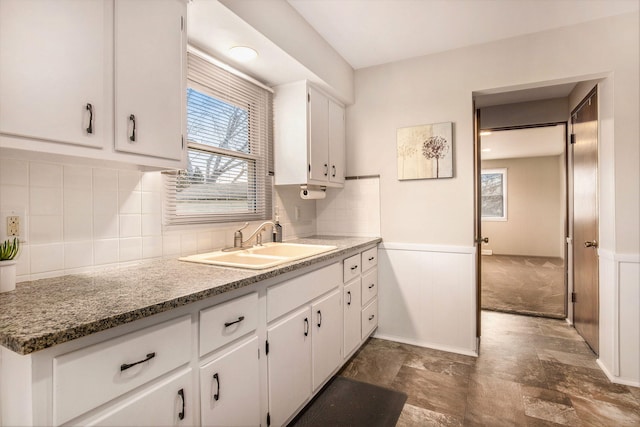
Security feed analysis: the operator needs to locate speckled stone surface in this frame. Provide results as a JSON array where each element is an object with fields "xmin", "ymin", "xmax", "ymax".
[{"xmin": 0, "ymin": 236, "xmax": 380, "ymax": 355}]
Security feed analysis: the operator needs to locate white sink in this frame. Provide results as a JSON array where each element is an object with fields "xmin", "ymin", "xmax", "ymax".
[{"xmin": 179, "ymin": 243, "xmax": 337, "ymax": 269}]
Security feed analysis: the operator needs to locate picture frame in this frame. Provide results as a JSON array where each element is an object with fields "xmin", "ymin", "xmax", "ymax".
[{"xmin": 397, "ymin": 121, "xmax": 454, "ymax": 180}]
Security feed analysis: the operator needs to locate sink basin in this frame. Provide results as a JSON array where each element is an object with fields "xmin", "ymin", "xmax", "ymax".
[{"xmin": 179, "ymin": 243, "xmax": 337, "ymax": 269}]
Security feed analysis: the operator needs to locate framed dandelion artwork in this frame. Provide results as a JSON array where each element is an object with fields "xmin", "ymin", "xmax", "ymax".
[{"xmin": 397, "ymin": 122, "xmax": 454, "ymax": 180}]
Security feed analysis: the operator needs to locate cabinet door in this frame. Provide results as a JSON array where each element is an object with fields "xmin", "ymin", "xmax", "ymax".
[
  {"xmin": 0, "ymin": 0, "xmax": 107, "ymax": 148},
  {"xmin": 200, "ymin": 337, "xmax": 260, "ymax": 427},
  {"xmin": 83, "ymin": 369, "xmax": 193, "ymax": 427},
  {"xmin": 114, "ymin": 0, "xmax": 184, "ymax": 160},
  {"xmin": 312, "ymin": 289, "xmax": 343, "ymax": 390},
  {"xmin": 328, "ymin": 99, "xmax": 345, "ymax": 184},
  {"xmin": 307, "ymin": 86, "xmax": 329, "ymax": 182},
  {"xmin": 344, "ymin": 279, "xmax": 362, "ymax": 358},
  {"xmin": 267, "ymin": 306, "xmax": 312, "ymax": 426}
]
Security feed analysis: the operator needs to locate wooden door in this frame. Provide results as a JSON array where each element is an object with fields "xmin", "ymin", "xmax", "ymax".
[{"xmin": 572, "ymin": 88, "xmax": 599, "ymax": 354}]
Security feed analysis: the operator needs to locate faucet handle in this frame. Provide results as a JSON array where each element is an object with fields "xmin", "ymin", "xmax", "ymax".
[{"xmin": 237, "ymin": 222, "xmax": 249, "ymax": 232}]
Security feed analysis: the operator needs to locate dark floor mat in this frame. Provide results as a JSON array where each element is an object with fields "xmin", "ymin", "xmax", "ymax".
[{"xmin": 288, "ymin": 376, "xmax": 407, "ymax": 427}]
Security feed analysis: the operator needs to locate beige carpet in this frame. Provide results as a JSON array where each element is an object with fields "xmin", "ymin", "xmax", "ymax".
[{"xmin": 481, "ymin": 254, "xmax": 565, "ymax": 318}]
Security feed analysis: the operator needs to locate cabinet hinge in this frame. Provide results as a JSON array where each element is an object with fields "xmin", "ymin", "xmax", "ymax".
[
  {"xmin": 570, "ymin": 134, "xmax": 576, "ymax": 144},
  {"xmin": 308, "ymin": 164, "xmax": 311, "ymax": 173},
  {"xmin": 308, "ymin": 93, "xmax": 310, "ymax": 103},
  {"xmin": 181, "ymin": 135, "xmax": 184, "ymax": 149},
  {"xmin": 267, "ymin": 412, "xmax": 271, "ymax": 426},
  {"xmin": 571, "ymin": 292, "xmax": 577, "ymax": 303},
  {"xmin": 265, "ymin": 340, "xmax": 269, "ymax": 355},
  {"xmin": 181, "ymin": 16, "xmax": 184, "ymax": 31}
]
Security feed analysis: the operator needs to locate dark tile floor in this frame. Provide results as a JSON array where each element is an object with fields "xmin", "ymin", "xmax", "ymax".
[
  {"xmin": 339, "ymin": 311, "xmax": 640, "ymax": 426},
  {"xmin": 482, "ymin": 255, "xmax": 565, "ymax": 318}
]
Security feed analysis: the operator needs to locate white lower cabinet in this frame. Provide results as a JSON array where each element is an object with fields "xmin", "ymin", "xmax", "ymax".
[
  {"xmin": 343, "ymin": 278, "xmax": 362, "ymax": 358},
  {"xmin": 80, "ymin": 369, "xmax": 193, "ymax": 427},
  {"xmin": 312, "ymin": 289, "xmax": 342, "ymax": 390},
  {"xmin": 1, "ymin": 245, "xmax": 380, "ymax": 427},
  {"xmin": 199, "ymin": 337, "xmax": 260, "ymax": 427},
  {"xmin": 267, "ymin": 306, "xmax": 313, "ymax": 427}
]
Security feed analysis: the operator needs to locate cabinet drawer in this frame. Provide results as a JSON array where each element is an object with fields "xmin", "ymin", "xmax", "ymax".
[
  {"xmin": 343, "ymin": 254, "xmax": 360, "ymax": 283},
  {"xmin": 200, "ymin": 292, "xmax": 258, "ymax": 357},
  {"xmin": 361, "ymin": 298, "xmax": 378, "ymax": 340},
  {"xmin": 361, "ymin": 247, "xmax": 378, "ymax": 272},
  {"xmin": 267, "ymin": 263, "xmax": 340, "ymax": 322},
  {"xmin": 361, "ymin": 268, "xmax": 378, "ymax": 307},
  {"xmin": 54, "ymin": 316, "xmax": 192, "ymax": 425}
]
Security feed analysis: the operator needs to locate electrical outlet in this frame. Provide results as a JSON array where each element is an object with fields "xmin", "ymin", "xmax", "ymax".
[{"xmin": 7, "ymin": 216, "xmax": 19, "ymax": 236}]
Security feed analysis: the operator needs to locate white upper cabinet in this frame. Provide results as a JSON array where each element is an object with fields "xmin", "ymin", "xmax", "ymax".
[
  {"xmin": 274, "ymin": 81, "xmax": 346, "ymax": 188},
  {"xmin": 0, "ymin": 0, "xmax": 108, "ymax": 148},
  {"xmin": 114, "ymin": 0, "xmax": 184, "ymax": 161},
  {"xmin": 0, "ymin": 0, "xmax": 186, "ymax": 169}
]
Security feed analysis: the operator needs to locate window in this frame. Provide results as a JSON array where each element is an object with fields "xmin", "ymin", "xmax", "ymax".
[
  {"xmin": 164, "ymin": 50, "xmax": 273, "ymax": 225},
  {"xmin": 481, "ymin": 168, "xmax": 507, "ymax": 221}
]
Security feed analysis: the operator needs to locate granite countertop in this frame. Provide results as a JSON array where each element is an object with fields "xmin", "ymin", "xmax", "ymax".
[{"xmin": 0, "ymin": 236, "xmax": 381, "ymax": 355}]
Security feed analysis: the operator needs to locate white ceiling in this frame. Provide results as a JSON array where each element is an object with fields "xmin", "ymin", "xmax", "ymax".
[
  {"xmin": 481, "ymin": 125, "xmax": 566, "ymax": 160},
  {"xmin": 288, "ymin": 0, "xmax": 638, "ymax": 70}
]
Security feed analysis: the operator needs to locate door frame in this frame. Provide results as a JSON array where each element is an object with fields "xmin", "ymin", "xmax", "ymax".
[{"xmin": 474, "ymin": 116, "xmax": 570, "ymax": 339}]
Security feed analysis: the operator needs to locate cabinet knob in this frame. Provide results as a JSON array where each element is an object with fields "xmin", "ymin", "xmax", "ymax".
[
  {"xmin": 369, "ymin": 314, "xmax": 375, "ymax": 321},
  {"xmin": 368, "ymin": 283, "xmax": 375, "ymax": 289}
]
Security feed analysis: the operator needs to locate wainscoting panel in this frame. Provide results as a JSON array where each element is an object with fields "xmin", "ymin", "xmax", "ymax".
[{"xmin": 376, "ymin": 243, "xmax": 477, "ymax": 356}]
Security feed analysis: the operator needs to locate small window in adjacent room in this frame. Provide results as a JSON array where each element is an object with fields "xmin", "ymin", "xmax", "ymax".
[
  {"xmin": 481, "ymin": 168, "xmax": 507, "ymax": 221},
  {"xmin": 164, "ymin": 50, "xmax": 273, "ymax": 225}
]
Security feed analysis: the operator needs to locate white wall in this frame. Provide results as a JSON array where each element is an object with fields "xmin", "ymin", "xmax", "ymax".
[
  {"xmin": 0, "ymin": 155, "xmax": 317, "ymax": 282},
  {"xmin": 481, "ymin": 155, "xmax": 565, "ymax": 258},
  {"xmin": 347, "ymin": 12, "xmax": 639, "ymax": 364}
]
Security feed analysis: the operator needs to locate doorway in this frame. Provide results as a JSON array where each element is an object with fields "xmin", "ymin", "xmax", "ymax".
[{"xmin": 479, "ymin": 125, "xmax": 568, "ymax": 319}]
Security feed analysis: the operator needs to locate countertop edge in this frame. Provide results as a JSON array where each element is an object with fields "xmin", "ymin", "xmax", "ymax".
[{"xmin": 1, "ymin": 237, "xmax": 381, "ymax": 355}]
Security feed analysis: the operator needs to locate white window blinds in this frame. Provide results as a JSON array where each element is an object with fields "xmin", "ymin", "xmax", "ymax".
[{"xmin": 164, "ymin": 50, "xmax": 273, "ymax": 225}]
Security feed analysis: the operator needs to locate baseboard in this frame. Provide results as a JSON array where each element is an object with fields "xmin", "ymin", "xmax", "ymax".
[
  {"xmin": 596, "ymin": 359, "xmax": 640, "ymax": 387},
  {"xmin": 373, "ymin": 332, "xmax": 478, "ymax": 357}
]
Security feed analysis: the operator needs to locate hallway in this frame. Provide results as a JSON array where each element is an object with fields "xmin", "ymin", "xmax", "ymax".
[
  {"xmin": 481, "ymin": 255, "xmax": 565, "ymax": 318},
  {"xmin": 339, "ymin": 311, "xmax": 640, "ymax": 426}
]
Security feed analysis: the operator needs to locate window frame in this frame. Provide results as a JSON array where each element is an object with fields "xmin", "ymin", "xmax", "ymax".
[
  {"xmin": 481, "ymin": 168, "xmax": 508, "ymax": 221},
  {"xmin": 163, "ymin": 48, "xmax": 273, "ymax": 226}
]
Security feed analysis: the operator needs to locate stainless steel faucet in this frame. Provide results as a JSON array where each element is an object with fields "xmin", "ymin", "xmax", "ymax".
[{"xmin": 235, "ymin": 221, "xmax": 278, "ymax": 248}]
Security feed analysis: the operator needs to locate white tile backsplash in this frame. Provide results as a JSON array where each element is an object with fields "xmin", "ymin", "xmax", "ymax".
[
  {"xmin": 0, "ymin": 158, "xmax": 29, "ymax": 185},
  {"xmin": 30, "ymin": 163, "xmax": 62, "ymax": 188},
  {"xmin": 1, "ymin": 155, "xmax": 380, "ymax": 282}
]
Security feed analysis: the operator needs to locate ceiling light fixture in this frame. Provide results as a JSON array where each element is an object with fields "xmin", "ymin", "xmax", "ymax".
[
  {"xmin": 228, "ymin": 46, "xmax": 258, "ymax": 61},
  {"xmin": 479, "ymin": 131, "xmax": 492, "ymax": 136}
]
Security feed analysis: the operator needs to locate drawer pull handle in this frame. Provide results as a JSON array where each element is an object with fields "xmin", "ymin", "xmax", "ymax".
[
  {"xmin": 350, "ymin": 265, "xmax": 358, "ymax": 271},
  {"xmin": 120, "ymin": 352, "xmax": 155, "ymax": 371},
  {"xmin": 178, "ymin": 388, "xmax": 185, "ymax": 420},
  {"xmin": 347, "ymin": 291, "xmax": 352, "ymax": 306},
  {"xmin": 304, "ymin": 317, "xmax": 309, "ymax": 336},
  {"xmin": 86, "ymin": 103, "xmax": 93, "ymax": 134},
  {"xmin": 317, "ymin": 310, "xmax": 322, "ymax": 328},
  {"xmin": 368, "ymin": 284, "xmax": 375, "ymax": 289},
  {"xmin": 129, "ymin": 114, "xmax": 136, "ymax": 142},
  {"xmin": 224, "ymin": 316, "xmax": 245, "ymax": 327},
  {"xmin": 213, "ymin": 373, "xmax": 220, "ymax": 401},
  {"xmin": 369, "ymin": 314, "xmax": 375, "ymax": 321},
  {"xmin": 368, "ymin": 256, "xmax": 375, "ymax": 261}
]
